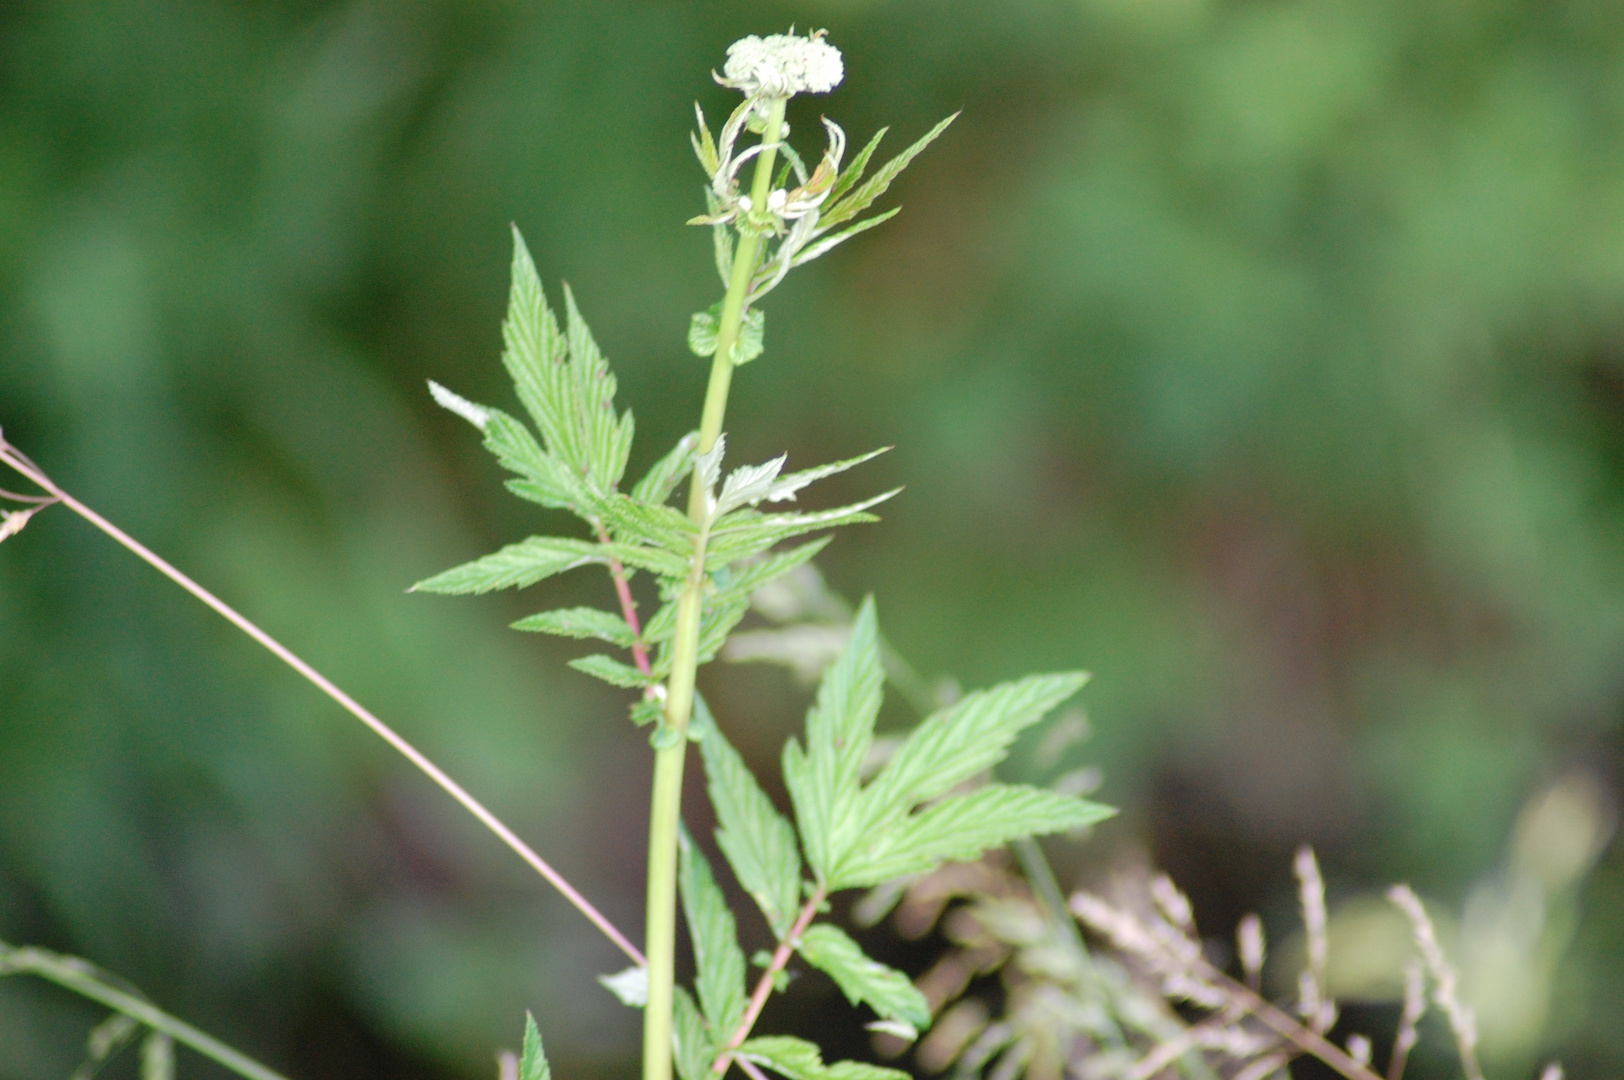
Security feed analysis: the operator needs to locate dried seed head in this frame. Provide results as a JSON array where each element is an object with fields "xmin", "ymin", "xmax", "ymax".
[{"xmin": 719, "ymin": 31, "xmax": 844, "ymax": 98}]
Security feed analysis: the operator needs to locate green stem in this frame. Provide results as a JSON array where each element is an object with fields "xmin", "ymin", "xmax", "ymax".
[
  {"xmin": 644, "ymin": 95, "xmax": 788, "ymax": 1080},
  {"xmin": 0, "ymin": 942, "xmax": 289, "ymax": 1080}
]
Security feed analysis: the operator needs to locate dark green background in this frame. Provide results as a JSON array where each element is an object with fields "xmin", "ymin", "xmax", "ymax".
[{"xmin": 2, "ymin": 1, "xmax": 1621, "ymax": 1077}]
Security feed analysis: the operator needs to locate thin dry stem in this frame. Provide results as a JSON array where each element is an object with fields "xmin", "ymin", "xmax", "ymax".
[
  {"xmin": 0, "ymin": 440, "xmax": 645, "ymax": 968},
  {"xmin": 1387, "ymin": 960, "xmax": 1425, "ymax": 1080},
  {"xmin": 1388, "ymin": 886, "xmax": 1483, "ymax": 1080}
]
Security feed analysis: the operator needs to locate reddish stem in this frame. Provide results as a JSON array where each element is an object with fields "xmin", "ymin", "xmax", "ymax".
[
  {"xmin": 595, "ymin": 523, "xmax": 652, "ymax": 675},
  {"xmin": 712, "ymin": 885, "xmax": 827, "ymax": 1074}
]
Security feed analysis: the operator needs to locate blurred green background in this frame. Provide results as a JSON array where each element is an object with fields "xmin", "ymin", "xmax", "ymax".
[{"xmin": 2, "ymin": 0, "xmax": 1622, "ymax": 1076}]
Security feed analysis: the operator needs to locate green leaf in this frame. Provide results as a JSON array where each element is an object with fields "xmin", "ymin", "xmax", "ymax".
[
  {"xmin": 500, "ymin": 229, "xmax": 633, "ymax": 492},
  {"xmin": 679, "ymin": 827, "xmax": 748, "ymax": 1039},
  {"xmin": 563, "ymin": 284, "xmax": 636, "ymax": 488},
  {"xmin": 735, "ymin": 1036, "xmax": 910, "ymax": 1080},
  {"xmin": 796, "ymin": 923, "xmax": 929, "ymax": 1029},
  {"xmin": 706, "ymin": 491, "xmax": 897, "ymax": 568},
  {"xmin": 715, "ymin": 537, "xmax": 832, "ymax": 604},
  {"xmin": 784, "ymin": 598, "xmax": 884, "ymax": 882},
  {"xmin": 735, "ymin": 1036, "xmax": 826, "ymax": 1080},
  {"xmin": 830, "ymin": 784, "xmax": 1115, "ymax": 889},
  {"xmin": 631, "ymin": 432, "xmax": 699, "ymax": 506},
  {"xmin": 411, "ymin": 537, "xmax": 603, "ymax": 595},
  {"xmin": 825, "ymin": 127, "xmax": 887, "ymax": 209},
  {"xmin": 512, "ymin": 606, "xmax": 635, "ymax": 646},
  {"xmin": 597, "ymin": 494, "xmax": 696, "ymax": 552},
  {"xmin": 569, "ymin": 653, "xmax": 651, "ymax": 688},
  {"xmin": 672, "ymin": 987, "xmax": 715, "ymax": 1080},
  {"xmin": 819, "ymin": 113, "xmax": 958, "ymax": 230},
  {"xmin": 859, "ymin": 673, "xmax": 1091, "ymax": 829},
  {"xmin": 604, "ymin": 542, "xmax": 692, "ymax": 581},
  {"xmin": 822, "ymin": 1063, "xmax": 913, "ymax": 1080},
  {"xmin": 689, "ymin": 303, "xmax": 765, "ymax": 365},
  {"xmin": 520, "ymin": 1012, "xmax": 551, "ymax": 1080},
  {"xmin": 701, "ymin": 723, "xmax": 803, "ymax": 938},
  {"xmin": 692, "ymin": 103, "xmax": 720, "ymax": 176},
  {"xmin": 695, "ymin": 594, "xmax": 752, "ymax": 666},
  {"xmin": 793, "ymin": 208, "xmax": 900, "ymax": 268}
]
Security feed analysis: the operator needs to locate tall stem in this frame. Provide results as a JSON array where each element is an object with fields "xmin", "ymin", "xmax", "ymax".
[{"xmin": 644, "ymin": 96, "xmax": 788, "ymax": 1080}]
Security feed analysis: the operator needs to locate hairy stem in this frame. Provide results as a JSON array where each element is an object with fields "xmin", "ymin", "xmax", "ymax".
[
  {"xmin": 646, "ymin": 94, "xmax": 789, "ymax": 1080},
  {"xmin": 0, "ymin": 941, "xmax": 289, "ymax": 1080},
  {"xmin": 712, "ymin": 886, "xmax": 826, "ymax": 1075},
  {"xmin": 0, "ymin": 442, "xmax": 645, "ymax": 968}
]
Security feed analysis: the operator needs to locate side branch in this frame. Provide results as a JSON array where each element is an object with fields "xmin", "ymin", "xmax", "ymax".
[
  {"xmin": 0, "ymin": 440, "xmax": 645, "ymax": 968},
  {"xmin": 711, "ymin": 885, "xmax": 828, "ymax": 1074}
]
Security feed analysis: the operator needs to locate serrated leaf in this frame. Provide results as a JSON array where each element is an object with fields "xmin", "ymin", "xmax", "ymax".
[
  {"xmin": 793, "ymin": 208, "xmax": 900, "ymax": 268},
  {"xmin": 715, "ymin": 538, "xmax": 832, "ymax": 604},
  {"xmin": 689, "ymin": 303, "xmax": 765, "ymax": 365},
  {"xmin": 603, "ymin": 542, "xmax": 692, "ymax": 581},
  {"xmin": 701, "ymin": 723, "xmax": 803, "ymax": 938},
  {"xmin": 631, "ymin": 432, "xmax": 699, "ymax": 506},
  {"xmin": 735, "ymin": 1036, "xmax": 826, "ymax": 1080},
  {"xmin": 796, "ymin": 923, "xmax": 930, "ymax": 1029},
  {"xmin": 706, "ymin": 490, "xmax": 898, "ymax": 568},
  {"xmin": 692, "ymin": 102, "xmax": 720, "ymax": 176},
  {"xmin": 822, "ymin": 1063, "xmax": 912, "ymax": 1080},
  {"xmin": 784, "ymin": 599, "xmax": 883, "ymax": 882},
  {"xmin": 598, "ymin": 965, "xmax": 649, "ymax": 1006},
  {"xmin": 500, "ymin": 229, "xmax": 633, "ymax": 493},
  {"xmin": 695, "ymin": 594, "xmax": 753, "ymax": 665},
  {"xmin": 569, "ymin": 653, "xmax": 651, "ymax": 688},
  {"xmin": 598, "ymin": 495, "xmax": 696, "ymax": 551},
  {"xmin": 679, "ymin": 827, "xmax": 748, "ymax": 1039},
  {"xmin": 672, "ymin": 987, "xmax": 715, "ymax": 1080},
  {"xmin": 825, "ymin": 127, "xmax": 887, "ymax": 208},
  {"xmin": 735, "ymin": 1036, "xmax": 911, "ymax": 1080},
  {"xmin": 819, "ymin": 113, "xmax": 958, "ymax": 230},
  {"xmin": 520, "ymin": 1013, "xmax": 551, "ymax": 1080},
  {"xmin": 411, "ymin": 537, "xmax": 603, "ymax": 595},
  {"xmin": 830, "ymin": 784, "xmax": 1115, "ymax": 889},
  {"xmin": 859, "ymin": 673, "xmax": 1091, "ymax": 830},
  {"xmin": 512, "ymin": 606, "xmax": 635, "ymax": 646}
]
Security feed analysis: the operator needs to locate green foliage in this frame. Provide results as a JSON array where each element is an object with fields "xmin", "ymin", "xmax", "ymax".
[
  {"xmin": 672, "ymin": 988, "xmax": 715, "ymax": 1080},
  {"xmin": 734, "ymin": 1036, "xmax": 910, "ymax": 1080},
  {"xmin": 520, "ymin": 1013, "xmax": 551, "ymax": 1080},
  {"xmin": 690, "ymin": 304, "xmax": 765, "ymax": 365},
  {"xmin": 795, "ymin": 924, "xmax": 928, "ymax": 1031},
  {"xmin": 701, "ymin": 724, "xmax": 803, "ymax": 938},
  {"xmin": 678, "ymin": 827, "xmax": 748, "ymax": 1042}
]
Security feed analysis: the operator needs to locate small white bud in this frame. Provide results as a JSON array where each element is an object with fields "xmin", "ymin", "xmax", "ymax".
[
  {"xmin": 737, "ymin": 195, "xmax": 753, "ymax": 212},
  {"xmin": 720, "ymin": 31, "xmax": 843, "ymax": 98},
  {"xmin": 767, "ymin": 189, "xmax": 787, "ymax": 213}
]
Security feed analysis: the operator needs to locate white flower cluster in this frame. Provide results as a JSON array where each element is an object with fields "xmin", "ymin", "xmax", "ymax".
[{"xmin": 720, "ymin": 31, "xmax": 843, "ymax": 98}]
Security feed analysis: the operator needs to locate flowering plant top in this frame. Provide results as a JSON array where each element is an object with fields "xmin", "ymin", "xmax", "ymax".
[{"xmin": 718, "ymin": 31, "xmax": 843, "ymax": 98}]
